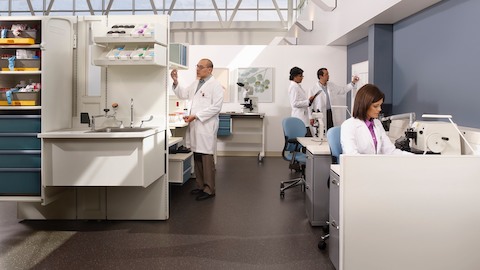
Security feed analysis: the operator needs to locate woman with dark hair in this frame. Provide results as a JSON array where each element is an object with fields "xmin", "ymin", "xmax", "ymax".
[
  {"xmin": 288, "ymin": 66, "xmax": 315, "ymax": 137},
  {"xmin": 341, "ymin": 84, "xmax": 412, "ymax": 155}
]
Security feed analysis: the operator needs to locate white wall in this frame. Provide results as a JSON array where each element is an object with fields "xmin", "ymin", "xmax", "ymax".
[{"xmin": 171, "ymin": 45, "xmax": 348, "ymax": 155}]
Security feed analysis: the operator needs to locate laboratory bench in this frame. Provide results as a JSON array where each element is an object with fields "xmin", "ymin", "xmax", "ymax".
[
  {"xmin": 297, "ymin": 137, "xmax": 330, "ymax": 227},
  {"xmin": 217, "ymin": 112, "xmax": 265, "ymax": 161}
]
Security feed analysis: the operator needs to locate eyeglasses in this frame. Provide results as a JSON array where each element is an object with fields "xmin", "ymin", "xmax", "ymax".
[{"xmin": 196, "ymin": 65, "xmax": 211, "ymax": 70}]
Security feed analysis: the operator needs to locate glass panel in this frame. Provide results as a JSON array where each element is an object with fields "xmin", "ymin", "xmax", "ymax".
[
  {"xmin": 213, "ymin": 0, "xmax": 226, "ymax": 9},
  {"xmin": 48, "ymin": 11, "xmax": 75, "ymax": 16},
  {"xmin": 258, "ymin": 10, "xmax": 280, "ymax": 21},
  {"xmin": 230, "ymin": 10, "xmax": 257, "ymax": 21},
  {"xmin": 196, "ymin": 1, "xmax": 213, "ymax": 9},
  {"xmin": 110, "ymin": 0, "xmax": 132, "ymax": 10},
  {"xmin": 275, "ymin": 0, "xmax": 288, "ymax": 8},
  {"xmin": 0, "ymin": 0, "xmax": 8, "ymax": 14},
  {"xmin": 175, "ymin": 0, "xmax": 194, "ymax": 9},
  {"xmin": 196, "ymin": 10, "xmax": 223, "ymax": 22},
  {"xmin": 76, "ymin": 0, "xmax": 104, "ymax": 10},
  {"xmin": 50, "ymin": 0, "xmax": 73, "ymax": 11},
  {"xmin": 170, "ymin": 11, "xmax": 194, "ymax": 22},
  {"xmin": 136, "ymin": 0, "xmax": 159, "ymax": 9},
  {"xmin": 239, "ymin": 0, "xmax": 257, "ymax": 9},
  {"xmin": 259, "ymin": 0, "xmax": 274, "ymax": 8},
  {"xmin": 11, "ymin": 0, "xmax": 31, "ymax": 11}
]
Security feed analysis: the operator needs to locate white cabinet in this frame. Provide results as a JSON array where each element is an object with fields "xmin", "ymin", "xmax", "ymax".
[{"xmin": 0, "ymin": 17, "xmax": 74, "ymax": 202}]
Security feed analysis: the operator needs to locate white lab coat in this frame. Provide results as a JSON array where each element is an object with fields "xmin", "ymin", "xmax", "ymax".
[
  {"xmin": 173, "ymin": 77, "xmax": 224, "ymax": 155},
  {"xmin": 341, "ymin": 117, "xmax": 411, "ymax": 155},
  {"xmin": 309, "ymin": 81, "xmax": 356, "ymax": 127},
  {"xmin": 288, "ymin": 81, "xmax": 310, "ymax": 127}
]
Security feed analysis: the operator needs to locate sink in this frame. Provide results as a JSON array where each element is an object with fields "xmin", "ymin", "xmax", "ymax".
[{"xmin": 89, "ymin": 127, "xmax": 152, "ymax": 133}]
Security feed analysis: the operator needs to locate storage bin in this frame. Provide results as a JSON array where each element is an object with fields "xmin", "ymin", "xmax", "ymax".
[
  {"xmin": 0, "ymin": 115, "xmax": 41, "ymax": 133},
  {"xmin": 0, "ymin": 150, "xmax": 41, "ymax": 168},
  {"xmin": 0, "ymin": 92, "xmax": 40, "ymax": 106},
  {"xmin": 0, "ymin": 134, "xmax": 40, "ymax": 150},
  {"xmin": 0, "ymin": 168, "xmax": 41, "ymax": 195}
]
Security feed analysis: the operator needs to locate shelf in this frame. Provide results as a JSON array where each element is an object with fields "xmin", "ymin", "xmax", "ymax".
[
  {"xmin": 0, "ymin": 106, "xmax": 41, "ymax": 110},
  {"xmin": 0, "ymin": 71, "xmax": 41, "ymax": 75},
  {"xmin": 93, "ymin": 43, "xmax": 167, "ymax": 66},
  {"xmin": 0, "ymin": 196, "xmax": 41, "ymax": 202},
  {"xmin": 0, "ymin": 44, "xmax": 41, "ymax": 49}
]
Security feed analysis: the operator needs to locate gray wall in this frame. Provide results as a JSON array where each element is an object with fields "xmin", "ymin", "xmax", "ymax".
[
  {"xmin": 393, "ymin": 0, "xmax": 480, "ymax": 127},
  {"xmin": 347, "ymin": 0, "xmax": 480, "ymax": 128}
]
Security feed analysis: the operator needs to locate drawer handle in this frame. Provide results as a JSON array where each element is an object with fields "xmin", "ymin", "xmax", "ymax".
[
  {"xmin": 331, "ymin": 179, "xmax": 340, "ymax": 186},
  {"xmin": 330, "ymin": 220, "xmax": 339, "ymax": 230}
]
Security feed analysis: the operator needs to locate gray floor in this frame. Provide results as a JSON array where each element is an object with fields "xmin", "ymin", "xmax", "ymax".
[{"xmin": 0, "ymin": 156, "xmax": 334, "ymax": 270}]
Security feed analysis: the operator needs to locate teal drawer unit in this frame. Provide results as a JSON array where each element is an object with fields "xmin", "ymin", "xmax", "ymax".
[
  {"xmin": 0, "ymin": 133, "xmax": 41, "ymax": 150},
  {"xmin": 0, "ymin": 150, "xmax": 41, "ymax": 168},
  {"xmin": 0, "ymin": 115, "xmax": 41, "ymax": 133},
  {"xmin": 217, "ymin": 114, "xmax": 231, "ymax": 136},
  {"xmin": 0, "ymin": 168, "xmax": 41, "ymax": 195}
]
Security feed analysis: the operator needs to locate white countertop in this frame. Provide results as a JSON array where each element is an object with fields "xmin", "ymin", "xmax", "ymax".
[
  {"xmin": 38, "ymin": 127, "xmax": 163, "ymax": 139},
  {"xmin": 297, "ymin": 137, "xmax": 331, "ymax": 155}
]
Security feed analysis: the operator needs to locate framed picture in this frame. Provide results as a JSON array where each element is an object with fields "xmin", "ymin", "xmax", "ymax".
[
  {"xmin": 237, "ymin": 67, "xmax": 274, "ymax": 103},
  {"xmin": 212, "ymin": 68, "xmax": 230, "ymax": 103}
]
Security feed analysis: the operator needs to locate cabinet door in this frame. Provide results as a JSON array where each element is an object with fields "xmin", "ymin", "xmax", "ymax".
[{"xmin": 41, "ymin": 17, "xmax": 75, "ymax": 132}]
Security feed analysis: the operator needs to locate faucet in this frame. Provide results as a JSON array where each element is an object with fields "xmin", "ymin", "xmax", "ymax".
[
  {"xmin": 130, "ymin": 98, "xmax": 134, "ymax": 128},
  {"xmin": 140, "ymin": 115, "xmax": 153, "ymax": 128}
]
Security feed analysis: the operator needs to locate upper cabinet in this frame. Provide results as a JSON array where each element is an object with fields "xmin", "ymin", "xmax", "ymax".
[
  {"xmin": 169, "ymin": 43, "xmax": 189, "ymax": 70},
  {"xmin": 92, "ymin": 16, "xmax": 168, "ymax": 67}
]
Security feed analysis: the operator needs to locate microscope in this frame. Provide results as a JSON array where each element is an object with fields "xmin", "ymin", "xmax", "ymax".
[
  {"xmin": 237, "ymin": 82, "xmax": 258, "ymax": 113},
  {"xmin": 311, "ymin": 111, "xmax": 325, "ymax": 141}
]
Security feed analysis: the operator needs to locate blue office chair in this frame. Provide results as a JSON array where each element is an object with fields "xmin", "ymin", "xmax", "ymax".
[
  {"xmin": 280, "ymin": 117, "xmax": 307, "ymax": 198},
  {"xmin": 326, "ymin": 126, "xmax": 342, "ymax": 164},
  {"xmin": 318, "ymin": 125, "xmax": 342, "ymax": 250}
]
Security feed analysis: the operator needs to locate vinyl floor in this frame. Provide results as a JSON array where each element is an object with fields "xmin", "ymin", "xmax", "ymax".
[{"xmin": 0, "ymin": 156, "xmax": 335, "ymax": 270}]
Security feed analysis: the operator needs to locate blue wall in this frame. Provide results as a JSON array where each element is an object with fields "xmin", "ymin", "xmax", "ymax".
[
  {"xmin": 347, "ymin": 0, "xmax": 480, "ymax": 127},
  {"xmin": 393, "ymin": 0, "xmax": 480, "ymax": 127}
]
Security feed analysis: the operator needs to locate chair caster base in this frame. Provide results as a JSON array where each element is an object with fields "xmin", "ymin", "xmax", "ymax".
[{"xmin": 318, "ymin": 240, "xmax": 327, "ymax": 250}]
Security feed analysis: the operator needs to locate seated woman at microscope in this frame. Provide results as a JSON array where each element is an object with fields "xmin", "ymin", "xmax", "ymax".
[{"xmin": 341, "ymin": 84, "xmax": 412, "ymax": 155}]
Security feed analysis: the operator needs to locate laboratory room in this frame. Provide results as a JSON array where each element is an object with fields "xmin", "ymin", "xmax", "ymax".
[{"xmin": 0, "ymin": 0, "xmax": 479, "ymax": 269}]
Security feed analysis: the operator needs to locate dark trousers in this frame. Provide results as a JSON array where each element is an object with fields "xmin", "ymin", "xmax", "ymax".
[
  {"xmin": 326, "ymin": 109, "xmax": 334, "ymax": 130},
  {"xmin": 193, "ymin": 153, "xmax": 216, "ymax": 195}
]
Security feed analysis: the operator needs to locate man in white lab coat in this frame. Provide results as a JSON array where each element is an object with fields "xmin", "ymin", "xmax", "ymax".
[
  {"xmin": 171, "ymin": 58, "xmax": 224, "ymax": 201},
  {"xmin": 309, "ymin": 68, "xmax": 359, "ymax": 133}
]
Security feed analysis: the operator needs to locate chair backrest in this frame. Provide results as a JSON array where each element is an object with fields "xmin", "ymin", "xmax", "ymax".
[
  {"xmin": 326, "ymin": 126, "xmax": 342, "ymax": 164},
  {"xmin": 282, "ymin": 117, "xmax": 307, "ymax": 160}
]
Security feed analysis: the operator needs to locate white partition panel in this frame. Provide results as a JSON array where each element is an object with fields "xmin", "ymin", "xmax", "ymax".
[{"xmin": 340, "ymin": 155, "xmax": 480, "ymax": 270}]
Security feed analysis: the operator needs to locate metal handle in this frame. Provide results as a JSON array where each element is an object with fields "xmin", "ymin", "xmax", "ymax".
[
  {"xmin": 330, "ymin": 220, "xmax": 339, "ymax": 230},
  {"xmin": 331, "ymin": 178, "xmax": 340, "ymax": 186}
]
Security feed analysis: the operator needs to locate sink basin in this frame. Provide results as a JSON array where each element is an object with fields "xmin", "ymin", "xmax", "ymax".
[{"xmin": 89, "ymin": 127, "xmax": 152, "ymax": 133}]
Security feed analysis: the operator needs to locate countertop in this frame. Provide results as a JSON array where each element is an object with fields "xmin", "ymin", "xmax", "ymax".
[
  {"xmin": 297, "ymin": 137, "xmax": 330, "ymax": 155},
  {"xmin": 38, "ymin": 127, "xmax": 163, "ymax": 139},
  {"xmin": 220, "ymin": 112, "xmax": 265, "ymax": 118}
]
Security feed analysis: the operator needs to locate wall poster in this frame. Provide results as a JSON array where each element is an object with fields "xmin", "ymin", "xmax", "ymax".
[{"xmin": 236, "ymin": 67, "xmax": 274, "ymax": 103}]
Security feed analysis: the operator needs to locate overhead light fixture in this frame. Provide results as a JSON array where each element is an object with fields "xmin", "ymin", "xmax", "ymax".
[{"xmin": 295, "ymin": 20, "xmax": 314, "ymax": 32}]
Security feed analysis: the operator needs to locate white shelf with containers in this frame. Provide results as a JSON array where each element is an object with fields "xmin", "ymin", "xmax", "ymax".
[{"xmin": 93, "ymin": 23, "xmax": 168, "ymax": 66}]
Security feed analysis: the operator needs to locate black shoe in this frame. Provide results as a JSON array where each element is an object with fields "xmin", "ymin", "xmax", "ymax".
[
  {"xmin": 190, "ymin": 188, "xmax": 202, "ymax": 195},
  {"xmin": 196, "ymin": 191, "xmax": 215, "ymax": 201}
]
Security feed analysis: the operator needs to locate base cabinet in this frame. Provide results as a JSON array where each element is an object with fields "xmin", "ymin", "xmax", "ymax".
[
  {"xmin": 168, "ymin": 152, "xmax": 193, "ymax": 184},
  {"xmin": 329, "ymin": 167, "xmax": 340, "ymax": 270},
  {"xmin": 305, "ymin": 150, "xmax": 330, "ymax": 226}
]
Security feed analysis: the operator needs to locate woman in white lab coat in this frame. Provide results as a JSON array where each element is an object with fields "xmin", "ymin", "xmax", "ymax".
[
  {"xmin": 341, "ymin": 84, "xmax": 411, "ymax": 155},
  {"xmin": 288, "ymin": 66, "xmax": 315, "ymax": 136}
]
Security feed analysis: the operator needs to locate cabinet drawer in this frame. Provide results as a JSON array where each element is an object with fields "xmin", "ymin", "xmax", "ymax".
[
  {"xmin": 169, "ymin": 152, "xmax": 193, "ymax": 184},
  {"xmin": 0, "ymin": 150, "xmax": 41, "ymax": 168},
  {"xmin": 0, "ymin": 115, "xmax": 41, "ymax": 133},
  {"xmin": 0, "ymin": 168, "xmax": 41, "ymax": 196},
  {"xmin": 0, "ymin": 134, "xmax": 40, "ymax": 150}
]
